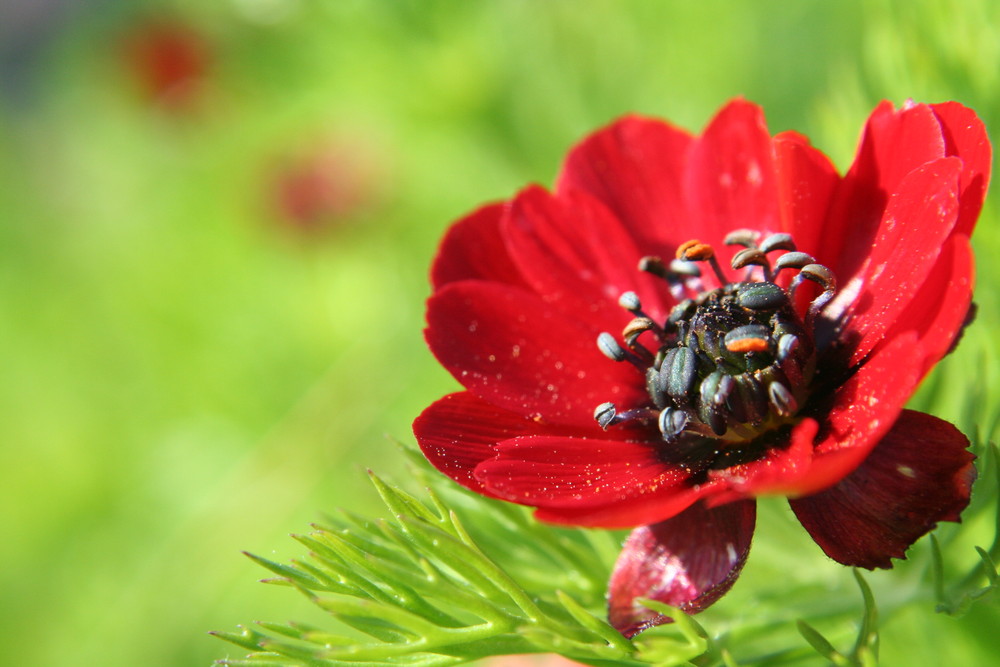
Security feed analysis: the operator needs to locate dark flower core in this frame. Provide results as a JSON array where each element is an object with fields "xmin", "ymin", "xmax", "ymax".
[{"xmin": 594, "ymin": 230, "xmax": 836, "ymax": 470}]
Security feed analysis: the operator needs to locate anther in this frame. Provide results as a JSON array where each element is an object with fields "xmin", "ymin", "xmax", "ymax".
[
  {"xmin": 737, "ymin": 282, "xmax": 787, "ymax": 311},
  {"xmin": 646, "ymin": 367, "xmax": 667, "ymax": 409},
  {"xmin": 658, "ymin": 407, "xmax": 689, "ymax": 442},
  {"xmin": 661, "ymin": 346, "xmax": 697, "ymax": 400},
  {"xmin": 777, "ymin": 334, "xmax": 804, "ymax": 387},
  {"xmin": 593, "ymin": 402, "xmax": 659, "ymax": 429},
  {"xmin": 774, "ymin": 251, "xmax": 816, "ymax": 272},
  {"xmin": 759, "ymin": 233, "xmax": 796, "ymax": 254},
  {"xmin": 789, "ymin": 263, "xmax": 835, "ymax": 301},
  {"xmin": 618, "ymin": 291, "xmax": 642, "ymax": 312},
  {"xmin": 730, "ymin": 247, "xmax": 770, "ymax": 271},
  {"xmin": 598, "ymin": 332, "xmax": 649, "ymax": 370},
  {"xmin": 724, "ymin": 228, "xmax": 760, "ymax": 248},
  {"xmin": 597, "ymin": 332, "xmax": 627, "ymax": 361},
  {"xmin": 776, "ymin": 333, "xmax": 800, "ymax": 361},
  {"xmin": 733, "ymin": 375, "xmax": 768, "ymax": 424},
  {"xmin": 638, "ymin": 256, "xmax": 669, "ymax": 278},
  {"xmin": 724, "ymin": 324, "xmax": 772, "ymax": 354},
  {"xmin": 669, "ymin": 259, "xmax": 702, "ymax": 277},
  {"xmin": 790, "ymin": 263, "xmax": 838, "ymax": 326},
  {"xmin": 677, "ymin": 239, "xmax": 729, "ymax": 286},
  {"xmin": 677, "ymin": 239, "xmax": 714, "ymax": 262},
  {"xmin": 623, "ymin": 317, "xmax": 656, "ymax": 341},
  {"xmin": 799, "ymin": 263, "xmax": 836, "ymax": 291},
  {"xmin": 594, "ymin": 402, "xmax": 617, "ymax": 429},
  {"xmin": 699, "ymin": 371, "xmax": 730, "ymax": 435},
  {"xmin": 667, "ymin": 299, "xmax": 696, "ymax": 327},
  {"xmin": 768, "ymin": 381, "xmax": 798, "ymax": 417},
  {"xmin": 713, "ymin": 374, "xmax": 735, "ymax": 406}
]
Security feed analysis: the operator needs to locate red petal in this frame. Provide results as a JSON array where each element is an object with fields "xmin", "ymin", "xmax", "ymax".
[
  {"xmin": 829, "ymin": 156, "xmax": 961, "ymax": 366},
  {"xmin": 475, "ymin": 435, "xmax": 717, "ymax": 529},
  {"xmin": 790, "ymin": 410, "xmax": 975, "ymax": 569},
  {"xmin": 931, "ymin": 102, "xmax": 992, "ymax": 237},
  {"xmin": 685, "ymin": 100, "xmax": 780, "ymax": 260},
  {"xmin": 825, "ymin": 102, "xmax": 947, "ymax": 283},
  {"xmin": 425, "ymin": 281, "xmax": 647, "ymax": 427},
  {"xmin": 608, "ymin": 499, "xmax": 756, "ymax": 637},
  {"xmin": 555, "ymin": 114, "xmax": 694, "ymax": 257},
  {"xmin": 504, "ymin": 186, "xmax": 671, "ymax": 328},
  {"xmin": 772, "ymin": 131, "xmax": 841, "ymax": 263},
  {"xmin": 706, "ymin": 419, "xmax": 820, "ymax": 503},
  {"xmin": 431, "ymin": 202, "xmax": 527, "ymax": 291},
  {"xmin": 784, "ymin": 332, "xmax": 924, "ymax": 495},
  {"xmin": 412, "ymin": 392, "xmax": 596, "ymax": 496},
  {"xmin": 885, "ymin": 234, "xmax": 974, "ymax": 377}
]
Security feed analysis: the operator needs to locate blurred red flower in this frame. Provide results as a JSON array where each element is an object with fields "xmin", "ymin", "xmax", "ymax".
[
  {"xmin": 414, "ymin": 99, "xmax": 988, "ymax": 636},
  {"xmin": 269, "ymin": 137, "xmax": 383, "ymax": 233},
  {"xmin": 122, "ymin": 17, "xmax": 210, "ymax": 111}
]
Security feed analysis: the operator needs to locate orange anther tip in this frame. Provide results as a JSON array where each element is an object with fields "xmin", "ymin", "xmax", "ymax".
[
  {"xmin": 726, "ymin": 338, "xmax": 770, "ymax": 354},
  {"xmin": 677, "ymin": 239, "xmax": 714, "ymax": 261}
]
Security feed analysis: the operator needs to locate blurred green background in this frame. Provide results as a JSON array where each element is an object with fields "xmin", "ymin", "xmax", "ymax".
[{"xmin": 1, "ymin": 0, "xmax": 998, "ymax": 665}]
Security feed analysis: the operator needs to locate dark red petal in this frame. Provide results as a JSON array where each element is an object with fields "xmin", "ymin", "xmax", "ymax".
[
  {"xmin": 608, "ymin": 499, "xmax": 756, "ymax": 638},
  {"xmin": 885, "ymin": 234, "xmax": 974, "ymax": 377},
  {"xmin": 790, "ymin": 410, "xmax": 975, "ymax": 569},
  {"xmin": 431, "ymin": 202, "xmax": 527, "ymax": 291},
  {"xmin": 772, "ymin": 131, "xmax": 841, "ymax": 263},
  {"xmin": 412, "ymin": 392, "xmax": 594, "ymax": 497},
  {"xmin": 785, "ymin": 332, "xmax": 924, "ymax": 495},
  {"xmin": 824, "ymin": 102, "xmax": 947, "ymax": 283},
  {"xmin": 426, "ymin": 281, "xmax": 647, "ymax": 427},
  {"xmin": 931, "ymin": 102, "xmax": 992, "ymax": 237},
  {"xmin": 828, "ymin": 156, "xmax": 961, "ymax": 367},
  {"xmin": 475, "ymin": 435, "xmax": 717, "ymax": 529},
  {"xmin": 685, "ymin": 100, "xmax": 780, "ymax": 264},
  {"xmin": 555, "ymin": 114, "xmax": 694, "ymax": 257},
  {"xmin": 504, "ymin": 185, "xmax": 671, "ymax": 328}
]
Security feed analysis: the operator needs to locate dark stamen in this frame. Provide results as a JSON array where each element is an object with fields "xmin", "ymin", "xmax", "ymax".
[
  {"xmin": 759, "ymin": 233, "xmax": 796, "ymax": 254},
  {"xmin": 723, "ymin": 228, "xmax": 761, "ymax": 248},
  {"xmin": 618, "ymin": 291, "xmax": 642, "ymax": 312},
  {"xmin": 597, "ymin": 332, "xmax": 627, "ymax": 361},
  {"xmin": 677, "ymin": 239, "xmax": 729, "ymax": 286},
  {"xmin": 658, "ymin": 407, "xmax": 689, "ymax": 442},
  {"xmin": 594, "ymin": 229, "xmax": 836, "ymax": 450},
  {"xmin": 737, "ymin": 282, "xmax": 787, "ymax": 311},
  {"xmin": 661, "ymin": 346, "xmax": 698, "ymax": 401},
  {"xmin": 767, "ymin": 381, "xmax": 798, "ymax": 417},
  {"xmin": 594, "ymin": 402, "xmax": 658, "ymax": 429},
  {"xmin": 669, "ymin": 259, "xmax": 702, "ymax": 277},
  {"xmin": 724, "ymin": 324, "xmax": 772, "ymax": 354},
  {"xmin": 774, "ymin": 251, "xmax": 816, "ymax": 273},
  {"xmin": 731, "ymin": 248, "xmax": 772, "ymax": 279}
]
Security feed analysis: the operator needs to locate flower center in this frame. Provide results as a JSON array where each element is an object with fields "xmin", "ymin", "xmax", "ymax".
[{"xmin": 594, "ymin": 230, "xmax": 836, "ymax": 449}]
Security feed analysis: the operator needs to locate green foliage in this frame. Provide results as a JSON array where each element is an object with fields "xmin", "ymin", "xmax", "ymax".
[
  {"xmin": 931, "ymin": 443, "xmax": 1000, "ymax": 616},
  {"xmin": 794, "ymin": 571, "xmax": 878, "ymax": 667},
  {"xmin": 213, "ymin": 455, "xmax": 711, "ymax": 666},
  {"xmin": 217, "ymin": 432, "xmax": 1000, "ymax": 666}
]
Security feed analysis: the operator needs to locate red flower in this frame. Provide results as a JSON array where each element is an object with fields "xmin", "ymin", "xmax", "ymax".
[
  {"xmin": 413, "ymin": 99, "xmax": 988, "ymax": 637},
  {"xmin": 122, "ymin": 17, "xmax": 211, "ymax": 111},
  {"xmin": 268, "ymin": 136, "xmax": 384, "ymax": 234}
]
